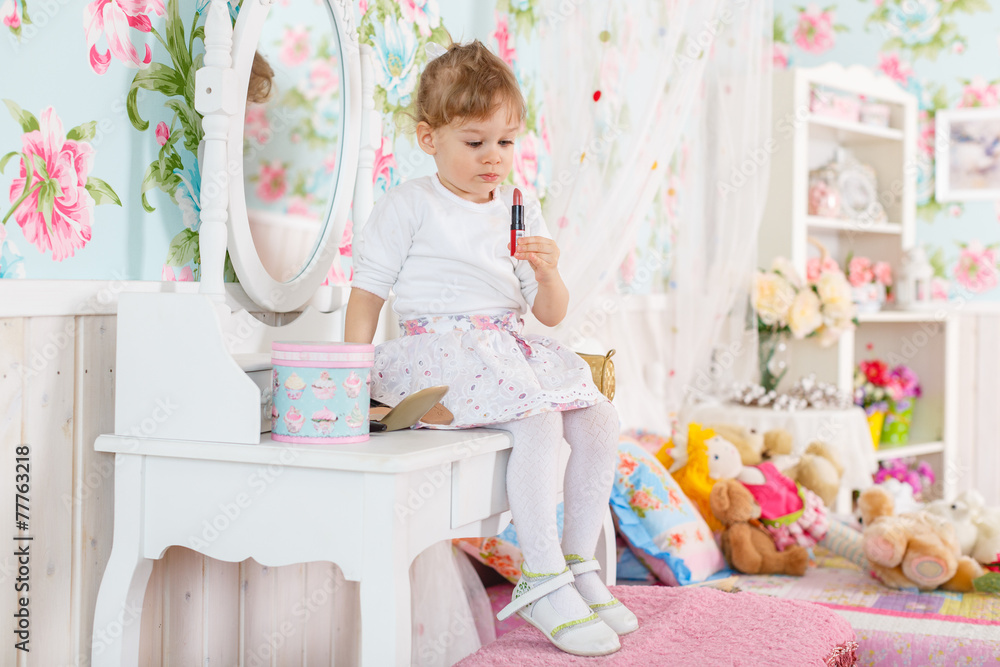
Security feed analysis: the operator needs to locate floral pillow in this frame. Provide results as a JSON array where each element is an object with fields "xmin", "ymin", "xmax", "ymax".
[
  {"xmin": 454, "ymin": 504, "xmax": 565, "ymax": 584},
  {"xmin": 611, "ymin": 437, "xmax": 729, "ymax": 585}
]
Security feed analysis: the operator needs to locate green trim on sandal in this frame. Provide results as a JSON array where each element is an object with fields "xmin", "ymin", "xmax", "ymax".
[
  {"xmin": 551, "ymin": 612, "xmax": 600, "ymax": 638},
  {"xmin": 588, "ymin": 599, "xmax": 621, "ymax": 611},
  {"xmin": 522, "ymin": 564, "xmax": 569, "ymax": 579}
]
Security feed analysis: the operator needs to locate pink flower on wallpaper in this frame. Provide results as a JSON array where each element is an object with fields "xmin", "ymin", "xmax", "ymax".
[
  {"xmin": 155, "ymin": 121, "xmax": 169, "ymax": 146},
  {"xmin": 400, "ymin": 0, "xmax": 439, "ymax": 38},
  {"xmin": 493, "ymin": 12, "xmax": 515, "ymax": 66},
  {"xmin": 877, "ymin": 53, "xmax": 912, "ymax": 85},
  {"xmin": 917, "ymin": 111, "xmax": 935, "ymax": 157},
  {"xmin": 773, "ymin": 43, "xmax": 789, "ymax": 69},
  {"xmin": 2, "ymin": 0, "xmax": 20, "ymax": 28},
  {"xmin": 953, "ymin": 241, "xmax": 999, "ymax": 293},
  {"xmin": 793, "ymin": 4, "xmax": 836, "ymax": 54},
  {"xmin": 255, "ymin": 161, "xmax": 287, "ymax": 202},
  {"xmin": 373, "ymin": 137, "xmax": 395, "ymax": 182},
  {"xmin": 320, "ymin": 258, "xmax": 352, "ymax": 287},
  {"xmin": 359, "ymin": 0, "xmax": 368, "ymax": 13},
  {"xmin": 8, "ymin": 107, "xmax": 96, "ymax": 261},
  {"xmin": 161, "ymin": 264, "xmax": 194, "ymax": 281},
  {"xmin": 244, "ymin": 104, "xmax": 271, "ymax": 145},
  {"xmin": 83, "ymin": 0, "xmax": 164, "ymax": 75},
  {"xmin": 958, "ymin": 76, "xmax": 1000, "ymax": 108},
  {"xmin": 280, "ymin": 26, "xmax": 311, "ymax": 67},
  {"xmin": 304, "ymin": 58, "xmax": 339, "ymax": 100},
  {"xmin": 513, "ymin": 132, "xmax": 538, "ymax": 193},
  {"xmin": 339, "ymin": 218, "xmax": 353, "ymax": 257}
]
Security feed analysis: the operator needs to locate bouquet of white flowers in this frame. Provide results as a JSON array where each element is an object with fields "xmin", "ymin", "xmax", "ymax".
[{"xmin": 752, "ymin": 254, "xmax": 857, "ymax": 390}]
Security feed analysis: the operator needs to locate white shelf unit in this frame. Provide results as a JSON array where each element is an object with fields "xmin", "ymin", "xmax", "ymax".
[{"xmin": 759, "ymin": 64, "xmax": 957, "ymax": 502}]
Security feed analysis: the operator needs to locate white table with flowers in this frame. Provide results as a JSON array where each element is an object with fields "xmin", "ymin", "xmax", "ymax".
[{"xmin": 679, "ymin": 400, "xmax": 878, "ymax": 515}]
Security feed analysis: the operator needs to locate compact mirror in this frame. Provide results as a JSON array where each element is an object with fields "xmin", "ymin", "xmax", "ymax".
[{"xmin": 226, "ymin": 0, "xmax": 360, "ymax": 312}]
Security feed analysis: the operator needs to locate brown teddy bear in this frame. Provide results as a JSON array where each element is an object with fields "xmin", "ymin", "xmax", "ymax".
[
  {"xmin": 760, "ymin": 429, "xmax": 844, "ymax": 509},
  {"xmin": 710, "ymin": 478, "xmax": 809, "ymax": 576},
  {"xmin": 859, "ymin": 486, "xmax": 983, "ymax": 592}
]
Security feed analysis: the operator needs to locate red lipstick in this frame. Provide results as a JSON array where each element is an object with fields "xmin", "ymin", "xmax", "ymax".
[{"xmin": 510, "ymin": 188, "xmax": 524, "ymax": 256}]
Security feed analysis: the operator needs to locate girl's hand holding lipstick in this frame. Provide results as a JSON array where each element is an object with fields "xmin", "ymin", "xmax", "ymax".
[{"xmin": 509, "ymin": 236, "xmax": 562, "ymax": 281}]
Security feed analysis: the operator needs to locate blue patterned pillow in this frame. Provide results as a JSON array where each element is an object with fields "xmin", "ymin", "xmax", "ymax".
[{"xmin": 611, "ymin": 438, "xmax": 729, "ymax": 585}]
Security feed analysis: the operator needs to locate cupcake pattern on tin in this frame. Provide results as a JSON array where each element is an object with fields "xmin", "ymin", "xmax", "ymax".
[
  {"xmin": 312, "ymin": 407, "xmax": 338, "ymax": 435},
  {"xmin": 284, "ymin": 406, "xmax": 305, "ymax": 433},
  {"xmin": 284, "ymin": 372, "xmax": 306, "ymax": 399},
  {"xmin": 343, "ymin": 370, "xmax": 362, "ymax": 398},
  {"xmin": 346, "ymin": 402, "xmax": 366, "ymax": 430},
  {"xmin": 312, "ymin": 371, "xmax": 337, "ymax": 399}
]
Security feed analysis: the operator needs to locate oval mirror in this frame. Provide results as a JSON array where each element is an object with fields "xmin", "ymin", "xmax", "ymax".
[{"xmin": 227, "ymin": 0, "xmax": 360, "ymax": 312}]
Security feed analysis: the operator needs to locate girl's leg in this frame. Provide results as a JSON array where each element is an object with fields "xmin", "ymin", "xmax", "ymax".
[
  {"xmin": 560, "ymin": 401, "xmax": 620, "ymax": 602},
  {"xmin": 493, "ymin": 412, "xmax": 591, "ymax": 619}
]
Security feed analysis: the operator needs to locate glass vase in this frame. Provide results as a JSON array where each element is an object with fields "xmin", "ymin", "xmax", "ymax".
[{"xmin": 758, "ymin": 329, "xmax": 790, "ymax": 393}]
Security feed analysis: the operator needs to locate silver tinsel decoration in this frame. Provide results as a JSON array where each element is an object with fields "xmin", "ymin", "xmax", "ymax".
[{"xmin": 730, "ymin": 374, "xmax": 852, "ymax": 411}]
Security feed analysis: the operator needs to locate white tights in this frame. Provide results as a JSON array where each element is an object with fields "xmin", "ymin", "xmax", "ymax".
[{"xmin": 492, "ymin": 401, "xmax": 619, "ymax": 616}]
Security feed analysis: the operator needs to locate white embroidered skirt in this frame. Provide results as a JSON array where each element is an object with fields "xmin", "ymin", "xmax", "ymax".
[{"xmin": 371, "ymin": 311, "xmax": 606, "ymax": 428}]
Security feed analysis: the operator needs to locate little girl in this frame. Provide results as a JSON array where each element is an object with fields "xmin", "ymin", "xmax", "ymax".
[{"xmin": 345, "ymin": 40, "xmax": 636, "ymax": 656}]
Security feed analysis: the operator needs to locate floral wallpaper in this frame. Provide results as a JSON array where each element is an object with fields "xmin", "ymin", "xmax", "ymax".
[
  {"xmin": 774, "ymin": 0, "xmax": 1000, "ymax": 300},
  {"xmin": 0, "ymin": 0, "xmax": 558, "ymax": 284}
]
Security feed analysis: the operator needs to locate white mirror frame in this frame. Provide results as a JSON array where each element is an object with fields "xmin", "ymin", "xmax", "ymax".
[{"xmin": 196, "ymin": 0, "xmax": 361, "ymax": 312}]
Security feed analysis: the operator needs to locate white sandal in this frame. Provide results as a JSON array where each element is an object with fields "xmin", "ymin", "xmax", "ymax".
[
  {"xmin": 565, "ymin": 556, "xmax": 639, "ymax": 635},
  {"xmin": 497, "ymin": 567, "xmax": 621, "ymax": 656}
]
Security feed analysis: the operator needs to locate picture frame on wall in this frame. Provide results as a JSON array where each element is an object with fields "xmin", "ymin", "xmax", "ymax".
[{"xmin": 935, "ymin": 107, "xmax": 1000, "ymax": 201}]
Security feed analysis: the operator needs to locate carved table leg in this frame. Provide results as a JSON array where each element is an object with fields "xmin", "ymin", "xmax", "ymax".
[{"xmin": 92, "ymin": 454, "xmax": 154, "ymax": 667}]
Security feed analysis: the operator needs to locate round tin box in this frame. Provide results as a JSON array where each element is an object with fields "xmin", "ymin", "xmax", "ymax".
[{"xmin": 270, "ymin": 341, "xmax": 374, "ymax": 444}]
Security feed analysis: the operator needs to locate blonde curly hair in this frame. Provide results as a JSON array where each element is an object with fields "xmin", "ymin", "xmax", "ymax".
[{"xmin": 412, "ymin": 39, "xmax": 525, "ymax": 129}]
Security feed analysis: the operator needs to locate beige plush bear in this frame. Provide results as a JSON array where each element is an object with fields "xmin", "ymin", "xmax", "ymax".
[
  {"xmin": 859, "ymin": 486, "xmax": 983, "ymax": 592},
  {"xmin": 760, "ymin": 428, "xmax": 844, "ymax": 509}
]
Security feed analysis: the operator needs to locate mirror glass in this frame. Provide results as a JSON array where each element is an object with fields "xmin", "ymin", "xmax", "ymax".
[{"xmin": 243, "ymin": 1, "xmax": 345, "ymax": 283}]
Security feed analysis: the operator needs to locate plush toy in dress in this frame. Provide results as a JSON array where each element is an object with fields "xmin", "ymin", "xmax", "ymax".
[
  {"xmin": 709, "ymin": 478, "xmax": 810, "ymax": 576},
  {"xmin": 671, "ymin": 424, "xmax": 830, "ymax": 551},
  {"xmin": 858, "ymin": 486, "xmax": 984, "ymax": 592}
]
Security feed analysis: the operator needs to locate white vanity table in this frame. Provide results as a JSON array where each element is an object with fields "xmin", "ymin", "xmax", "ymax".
[{"xmin": 91, "ymin": 1, "xmax": 614, "ymax": 665}]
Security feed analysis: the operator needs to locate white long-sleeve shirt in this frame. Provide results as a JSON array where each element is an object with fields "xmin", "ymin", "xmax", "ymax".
[{"xmin": 351, "ymin": 174, "xmax": 552, "ymax": 321}]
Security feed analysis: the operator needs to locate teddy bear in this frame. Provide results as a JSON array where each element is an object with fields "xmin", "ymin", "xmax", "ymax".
[
  {"xmin": 709, "ymin": 478, "xmax": 810, "ymax": 576},
  {"xmin": 858, "ymin": 486, "xmax": 983, "ymax": 592},
  {"xmin": 757, "ymin": 428, "xmax": 844, "ymax": 509}
]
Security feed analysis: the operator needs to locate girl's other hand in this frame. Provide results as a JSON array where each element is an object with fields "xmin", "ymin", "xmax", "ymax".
[{"xmin": 510, "ymin": 236, "xmax": 561, "ymax": 281}]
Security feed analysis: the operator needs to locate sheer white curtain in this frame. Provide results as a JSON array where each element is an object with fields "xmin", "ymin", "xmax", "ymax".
[{"xmin": 535, "ymin": 0, "xmax": 773, "ymax": 432}]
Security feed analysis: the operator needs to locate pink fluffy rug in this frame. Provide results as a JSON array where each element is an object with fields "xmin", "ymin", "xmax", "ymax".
[{"xmin": 459, "ymin": 585, "xmax": 858, "ymax": 666}]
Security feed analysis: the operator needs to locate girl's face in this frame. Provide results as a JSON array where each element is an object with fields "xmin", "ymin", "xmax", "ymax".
[{"xmin": 417, "ymin": 104, "xmax": 520, "ymax": 204}]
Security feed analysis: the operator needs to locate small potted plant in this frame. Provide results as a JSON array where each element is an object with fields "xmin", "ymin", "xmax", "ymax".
[
  {"xmin": 845, "ymin": 254, "xmax": 892, "ymax": 313},
  {"xmin": 854, "ymin": 359, "xmax": 921, "ymax": 448}
]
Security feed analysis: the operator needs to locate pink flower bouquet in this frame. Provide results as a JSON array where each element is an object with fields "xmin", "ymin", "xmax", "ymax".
[{"xmin": 846, "ymin": 254, "xmax": 892, "ymax": 313}]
